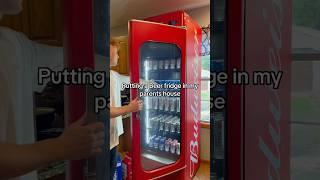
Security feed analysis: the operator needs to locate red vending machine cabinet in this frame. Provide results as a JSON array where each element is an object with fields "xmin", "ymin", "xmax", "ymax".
[
  {"xmin": 243, "ymin": 0, "xmax": 291, "ymax": 179},
  {"xmin": 64, "ymin": 1, "xmax": 110, "ymax": 180},
  {"xmin": 130, "ymin": 11, "xmax": 201, "ymax": 180},
  {"xmin": 224, "ymin": 0, "xmax": 292, "ymax": 179},
  {"xmin": 147, "ymin": 11, "xmax": 203, "ymax": 179},
  {"xmin": 64, "ymin": 0, "xmax": 94, "ymax": 180}
]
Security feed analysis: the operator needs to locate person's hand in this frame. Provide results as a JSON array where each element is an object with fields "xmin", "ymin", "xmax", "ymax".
[
  {"xmin": 126, "ymin": 97, "xmax": 143, "ymax": 113},
  {"xmin": 56, "ymin": 116, "xmax": 105, "ymax": 160}
]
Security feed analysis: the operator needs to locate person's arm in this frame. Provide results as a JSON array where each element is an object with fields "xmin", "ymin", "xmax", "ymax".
[
  {"xmin": 110, "ymin": 97, "xmax": 143, "ymax": 118},
  {"xmin": 118, "ymin": 74, "xmax": 156, "ymax": 86},
  {"xmin": 0, "ymin": 117, "xmax": 105, "ymax": 179},
  {"xmin": 110, "ymin": 106, "xmax": 129, "ymax": 118}
]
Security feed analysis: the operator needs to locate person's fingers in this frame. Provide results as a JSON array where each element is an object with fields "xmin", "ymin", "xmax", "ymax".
[
  {"xmin": 87, "ymin": 122, "xmax": 105, "ymax": 133},
  {"xmin": 71, "ymin": 116, "xmax": 87, "ymax": 127},
  {"xmin": 92, "ymin": 139, "xmax": 105, "ymax": 148},
  {"xmin": 90, "ymin": 131, "xmax": 104, "ymax": 141},
  {"xmin": 91, "ymin": 147, "xmax": 103, "ymax": 155},
  {"xmin": 132, "ymin": 97, "xmax": 138, "ymax": 102},
  {"xmin": 90, "ymin": 147, "xmax": 102, "ymax": 156},
  {"xmin": 90, "ymin": 132, "xmax": 104, "ymax": 144},
  {"xmin": 96, "ymin": 132, "xmax": 105, "ymax": 139},
  {"xmin": 139, "ymin": 100, "xmax": 143, "ymax": 108}
]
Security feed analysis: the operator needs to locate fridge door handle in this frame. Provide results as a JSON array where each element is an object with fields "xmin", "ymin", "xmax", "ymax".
[
  {"xmin": 135, "ymin": 112, "xmax": 140, "ymax": 120},
  {"xmin": 130, "ymin": 89, "xmax": 141, "ymax": 121}
]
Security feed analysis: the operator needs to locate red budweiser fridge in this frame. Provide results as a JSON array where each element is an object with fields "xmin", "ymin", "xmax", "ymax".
[
  {"xmin": 211, "ymin": 0, "xmax": 292, "ymax": 179},
  {"xmin": 63, "ymin": 0, "xmax": 94, "ymax": 179},
  {"xmin": 64, "ymin": 8, "xmax": 201, "ymax": 179},
  {"xmin": 129, "ymin": 11, "xmax": 202, "ymax": 180},
  {"xmin": 64, "ymin": 0, "xmax": 110, "ymax": 180}
]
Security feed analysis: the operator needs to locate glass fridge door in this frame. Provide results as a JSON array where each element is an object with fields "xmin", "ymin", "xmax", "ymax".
[
  {"xmin": 139, "ymin": 42, "xmax": 182, "ymax": 171},
  {"xmin": 212, "ymin": 0, "xmax": 226, "ymax": 179}
]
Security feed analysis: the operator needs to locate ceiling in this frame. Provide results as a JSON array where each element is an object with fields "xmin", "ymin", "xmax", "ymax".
[{"xmin": 110, "ymin": 0, "xmax": 210, "ymax": 28}]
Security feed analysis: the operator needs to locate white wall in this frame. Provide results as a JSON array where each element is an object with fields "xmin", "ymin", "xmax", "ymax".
[
  {"xmin": 111, "ymin": 24, "xmax": 128, "ymax": 37},
  {"xmin": 186, "ymin": 6, "xmax": 210, "ymax": 27}
]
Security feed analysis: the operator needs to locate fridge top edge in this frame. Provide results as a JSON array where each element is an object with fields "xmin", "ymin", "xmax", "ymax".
[{"xmin": 129, "ymin": 19, "xmax": 187, "ymax": 30}]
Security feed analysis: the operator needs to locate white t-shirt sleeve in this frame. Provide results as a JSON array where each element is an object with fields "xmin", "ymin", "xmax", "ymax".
[
  {"xmin": 3, "ymin": 29, "xmax": 63, "ymax": 93},
  {"xmin": 30, "ymin": 41, "xmax": 64, "ymax": 93},
  {"xmin": 110, "ymin": 71, "xmax": 124, "ymax": 136}
]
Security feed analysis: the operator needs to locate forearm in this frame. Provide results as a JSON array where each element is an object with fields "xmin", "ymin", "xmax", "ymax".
[
  {"xmin": 110, "ymin": 106, "xmax": 130, "ymax": 118},
  {"xmin": 0, "ymin": 138, "xmax": 65, "ymax": 179}
]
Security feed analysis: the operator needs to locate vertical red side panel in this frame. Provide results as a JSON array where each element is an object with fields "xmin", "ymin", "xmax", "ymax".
[
  {"xmin": 184, "ymin": 13, "xmax": 202, "ymax": 179},
  {"xmin": 144, "ymin": 12, "xmax": 202, "ymax": 179},
  {"xmin": 227, "ymin": 0, "xmax": 245, "ymax": 179},
  {"xmin": 63, "ymin": 0, "xmax": 94, "ymax": 180},
  {"xmin": 244, "ymin": 0, "xmax": 291, "ymax": 179}
]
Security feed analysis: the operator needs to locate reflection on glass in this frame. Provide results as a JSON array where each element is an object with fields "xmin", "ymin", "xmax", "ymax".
[
  {"xmin": 212, "ymin": 0, "xmax": 226, "ymax": 178},
  {"xmin": 139, "ymin": 42, "xmax": 181, "ymax": 171}
]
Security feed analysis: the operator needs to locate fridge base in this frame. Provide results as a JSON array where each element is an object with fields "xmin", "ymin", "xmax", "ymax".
[{"xmin": 142, "ymin": 153, "xmax": 175, "ymax": 165}]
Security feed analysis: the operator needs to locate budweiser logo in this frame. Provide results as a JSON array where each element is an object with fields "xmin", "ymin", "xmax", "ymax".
[
  {"xmin": 258, "ymin": 0, "xmax": 283, "ymax": 179},
  {"xmin": 189, "ymin": 27, "xmax": 200, "ymax": 177}
]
